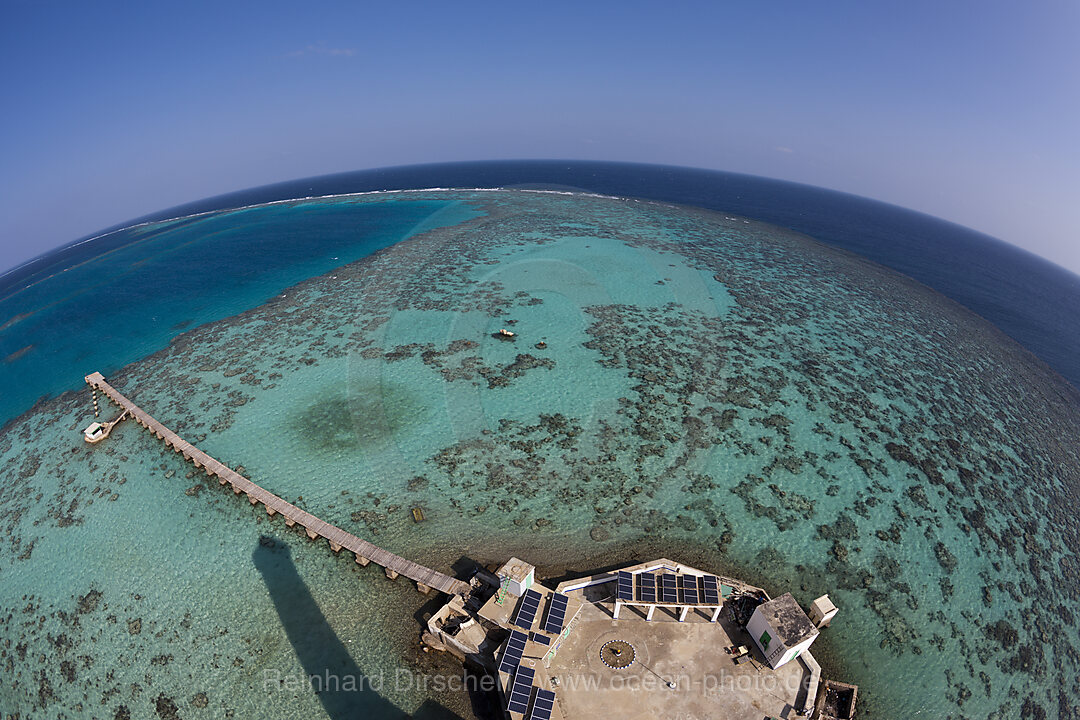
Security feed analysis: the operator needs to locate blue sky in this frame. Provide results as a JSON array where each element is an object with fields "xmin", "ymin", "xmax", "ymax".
[{"xmin": 1, "ymin": 1, "xmax": 1078, "ymax": 274}]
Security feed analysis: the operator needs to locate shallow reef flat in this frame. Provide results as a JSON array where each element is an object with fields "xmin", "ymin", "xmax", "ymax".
[{"xmin": 2, "ymin": 190, "xmax": 1079, "ymax": 719}]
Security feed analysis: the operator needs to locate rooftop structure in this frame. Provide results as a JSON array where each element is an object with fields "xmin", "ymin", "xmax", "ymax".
[
  {"xmin": 499, "ymin": 558, "xmax": 536, "ymax": 598},
  {"xmin": 808, "ymin": 594, "xmax": 839, "ymax": 628},
  {"xmin": 747, "ymin": 592, "xmax": 820, "ymax": 669},
  {"xmin": 431, "ymin": 558, "xmax": 826, "ymax": 719}
]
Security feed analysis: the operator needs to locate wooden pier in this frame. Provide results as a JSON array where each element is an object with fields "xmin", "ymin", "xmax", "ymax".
[{"xmin": 84, "ymin": 372, "xmax": 470, "ymax": 597}]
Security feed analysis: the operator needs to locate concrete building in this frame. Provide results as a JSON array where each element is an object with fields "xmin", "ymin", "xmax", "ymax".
[
  {"xmin": 808, "ymin": 594, "xmax": 839, "ymax": 628},
  {"xmin": 746, "ymin": 592, "xmax": 819, "ymax": 669},
  {"xmin": 497, "ymin": 557, "xmax": 535, "ymax": 598}
]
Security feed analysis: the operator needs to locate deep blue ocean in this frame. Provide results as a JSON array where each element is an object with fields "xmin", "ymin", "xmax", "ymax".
[{"xmin": 2, "ymin": 160, "xmax": 1078, "ymax": 425}]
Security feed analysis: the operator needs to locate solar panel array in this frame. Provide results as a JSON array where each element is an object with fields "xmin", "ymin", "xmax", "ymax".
[
  {"xmin": 681, "ymin": 574, "xmax": 699, "ymax": 604},
  {"xmin": 531, "ymin": 632, "xmax": 551, "ymax": 646},
  {"xmin": 616, "ymin": 571, "xmax": 633, "ymax": 601},
  {"xmin": 498, "ymin": 630, "xmax": 529, "ymax": 675},
  {"xmin": 701, "ymin": 575, "xmax": 720, "ymax": 605},
  {"xmin": 506, "ymin": 665, "xmax": 535, "ymax": 715},
  {"xmin": 513, "ymin": 589, "xmax": 543, "ymax": 630},
  {"xmin": 639, "ymin": 572, "xmax": 656, "ymax": 603},
  {"xmin": 543, "ymin": 593, "xmax": 569, "ymax": 635},
  {"xmin": 525, "ymin": 688, "xmax": 556, "ymax": 720},
  {"xmin": 659, "ymin": 573, "xmax": 678, "ymax": 603},
  {"xmin": 616, "ymin": 571, "xmax": 727, "ymax": 606}
]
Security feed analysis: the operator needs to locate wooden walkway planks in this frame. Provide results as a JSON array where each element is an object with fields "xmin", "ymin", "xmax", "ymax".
[{"xmin": 84, "ymin": 372, "xmax": 470, "ymax": 597}]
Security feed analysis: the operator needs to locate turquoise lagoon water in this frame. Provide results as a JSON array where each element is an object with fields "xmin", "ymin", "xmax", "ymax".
[
  {"xmin": 0, "ymin": 194, "xmax": 482, "ymax": 423},
  {"xmin": 2, "ymin": 190, "xmax": 1079, "ymax": 719}
]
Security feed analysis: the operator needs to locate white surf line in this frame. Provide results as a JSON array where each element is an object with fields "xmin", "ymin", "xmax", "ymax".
[
  {"xmin": 52, "ymin": 186, "xmax": 638, "ymax": 251},
  {"xmin": 0, "ymin": 187, "xmax": 641, "ymax": 292}
]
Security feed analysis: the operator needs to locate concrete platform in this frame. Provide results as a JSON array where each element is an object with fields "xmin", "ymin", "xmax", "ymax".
[{"xmin": 546, "ymin": 594, "xmax": 811, "ymax": 720}]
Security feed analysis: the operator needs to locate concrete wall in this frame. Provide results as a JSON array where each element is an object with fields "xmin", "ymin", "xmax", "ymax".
[
  {"xmin": 747, "ymin": 608, "xmax": 787, "ymax": 667},
  {"xmin": 779, "ymin": 634, "xmax": 817, "ymax": 668}
]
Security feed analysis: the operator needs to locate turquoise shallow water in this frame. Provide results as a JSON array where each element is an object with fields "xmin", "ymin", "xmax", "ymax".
[
  {"xmin": 2, "ymin": 190, "xmax": 1080, "ymax": 719},
  {"xmin": 0, "ymin": 194, "xmax": 482, "ymax": 423}
]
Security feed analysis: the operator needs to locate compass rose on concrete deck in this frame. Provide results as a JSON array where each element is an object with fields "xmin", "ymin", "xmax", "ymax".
[{"xmin": 599, "ymin": 639, "xmax": 636, "ymax": 669}]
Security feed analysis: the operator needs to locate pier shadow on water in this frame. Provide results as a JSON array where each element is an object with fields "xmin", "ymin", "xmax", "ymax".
[{"xmin": 253, "ymin": 537, "xmax": 464, "ymax": 720}]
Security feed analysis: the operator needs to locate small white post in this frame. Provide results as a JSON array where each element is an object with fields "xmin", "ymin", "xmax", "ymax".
[
  {"xmin": 679, "ymin": 606, "xmax": 690, "ymax": 622},
  {"xmin": 613, "ymin": 600, "xmax": 621, "ymax": 620},
  {"xmin": 646, "ymin": 605, "xmax": 656, "ymax": 621},
  {"xmin": 710, "ymin": 604, "xmax": 723, "ymax": 623}
]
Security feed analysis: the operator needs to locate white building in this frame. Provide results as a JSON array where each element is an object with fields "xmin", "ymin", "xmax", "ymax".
[
  {"xmin": 746, "ymin": 593, "xmax": 819, "ymax": 669},
  {"xmin": 496, "ymin": 557, "xmax": 535, "ymax": 597},
  {"xmin": 808, "ymin": 594, "xmax": 839, "ymax": 628}
]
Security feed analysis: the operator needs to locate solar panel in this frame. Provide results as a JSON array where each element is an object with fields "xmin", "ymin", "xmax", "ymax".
[
  {"xmin": 681, "ymin": 575, "xmax": 699, "ymax": 604},
  {"xmin": 616, "ymin": 571, "xmax": 633, "ymax": 601},
  {"xmin": 543, "ymin": 592, "xmax": 569, "ymax": 634},
  {"xmin": 702, "ymin": 575, "xmax": 720, "ymax": 604},
  {"xmin": 531, "ymin": 632, "xmax": 551, "ymax": 646},
  {"xmin": 513, "ymin": 589, "xmax": 543, "ymax": 630},
  {"xmin": 639, "ymin": 572, "xmax": 656, "ymax": 603},
  {"xmin": 506, "ymin": 665, "xmax": 535, "ymax": 714},
  {"xmin": 525, "ymin": 688, "xmax": 556, "ymax": 720},
  {"xmin": 498, "ymin": 630, "xmax": 529, "ymax": 675},
  {"xmin": 660, "ymin": 574, "xmax": 678, "ymax": 603}
]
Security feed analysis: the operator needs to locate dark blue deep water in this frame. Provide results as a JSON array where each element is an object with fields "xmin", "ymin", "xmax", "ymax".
[{"xmin": 2, "ymin": 160, "xmax": 1078, "ymax": 426}]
